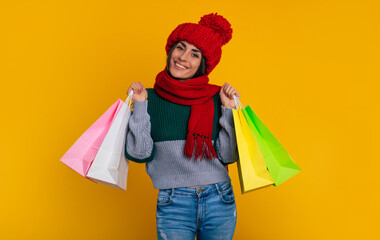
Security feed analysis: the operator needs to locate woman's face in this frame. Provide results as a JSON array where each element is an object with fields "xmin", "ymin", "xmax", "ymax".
[{"xmin": 168, "ymin": 41, "xmax": 202, "ymax": 81}]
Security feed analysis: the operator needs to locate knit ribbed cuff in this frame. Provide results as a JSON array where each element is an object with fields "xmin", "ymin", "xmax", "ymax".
[{"xmin": 132, "ymin": 100, "xmax": 148, "ymax": 119}]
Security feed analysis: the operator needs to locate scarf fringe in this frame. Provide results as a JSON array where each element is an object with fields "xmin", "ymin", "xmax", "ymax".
[{"xmin": 184, "ymin": 131, "xmax": 218, "ymax": 161}]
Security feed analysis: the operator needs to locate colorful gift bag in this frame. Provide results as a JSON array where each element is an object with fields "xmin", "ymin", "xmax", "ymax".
[
  {"xmin": 60, "ymin": 99, "xmax": 124, "ymax": 178},
  {"xmin": 232, "ymin": 107, "xmax": 274, "ymax": 194},
  {"xmin": 241, "ymin": 105, "xmax": 301, "ymax": 186},
  {"xmin": 86, "ymin": 92, "xmax": 133, "ymax": 190}
]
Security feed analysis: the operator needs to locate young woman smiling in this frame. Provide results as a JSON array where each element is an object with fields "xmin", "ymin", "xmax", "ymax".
[{"xmin": 125, "ymin": 13, "xmax": 241, "ymax": 240}]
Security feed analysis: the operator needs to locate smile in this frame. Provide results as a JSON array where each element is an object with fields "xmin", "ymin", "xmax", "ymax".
[{"xmin": 174, "ymin": 62, "xmax": 188, "ymax": 70}]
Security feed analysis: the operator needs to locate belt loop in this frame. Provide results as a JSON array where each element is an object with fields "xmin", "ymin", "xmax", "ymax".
[
  {"xmin": 171, "ymin": 188, "xmax": 175, "ymax": 198},
  {"xmin": 215, "ymin": 183, "xmax": 221, "ymax": 194}
]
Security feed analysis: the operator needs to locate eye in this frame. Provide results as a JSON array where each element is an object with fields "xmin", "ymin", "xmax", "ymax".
[
  {"xmin": 192, "ymin": 53, "xmax": 199, "ymax": 58},
  {"xmin": 177, "ymin": 46, "xmax": 184, "ymax": 50}
]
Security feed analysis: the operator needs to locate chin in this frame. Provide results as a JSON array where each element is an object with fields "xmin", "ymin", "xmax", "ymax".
[
  {"xmin": 173, "ymin": 73, "xmax": 188, "ymax": 79},
  {"xmin": 169, "ymin": 68, "xmax": 190, "ymax": 80}
]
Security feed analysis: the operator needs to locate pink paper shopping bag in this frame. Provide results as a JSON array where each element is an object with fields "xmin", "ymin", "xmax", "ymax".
[{"xmin": 60, "ymin": 99, "xmax": 124, "ymax": 178}]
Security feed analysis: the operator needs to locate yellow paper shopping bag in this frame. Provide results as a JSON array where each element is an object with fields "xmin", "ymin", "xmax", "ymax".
[{"xmin": 233, "ymin": 109, "xmax": 274, "ymax": 194}]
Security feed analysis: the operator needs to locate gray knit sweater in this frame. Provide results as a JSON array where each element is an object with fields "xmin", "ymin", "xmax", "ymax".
[{"xmin": 125, "ymin": 88, "xmax": 238, "ymax": 189}]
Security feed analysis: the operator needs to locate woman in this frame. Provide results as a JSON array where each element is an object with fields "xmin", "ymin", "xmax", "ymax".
[{"xmin": 125, "ymin": 13, "xmax": 241, "ymax": 240}]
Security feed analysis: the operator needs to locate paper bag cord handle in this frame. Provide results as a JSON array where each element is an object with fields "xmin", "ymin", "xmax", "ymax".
[
  {"xmin": 125, "ymin": 90, "xmax": 133, "ymax": 106},
  {"xmin": 233, "ymin": 95, "xmax": 243, "ymax": 110}
]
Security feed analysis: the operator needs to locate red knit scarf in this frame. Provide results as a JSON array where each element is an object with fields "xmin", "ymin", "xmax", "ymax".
[{"xmin": 154, "ymin": 69, "xmax": 221, "ymax": 161}]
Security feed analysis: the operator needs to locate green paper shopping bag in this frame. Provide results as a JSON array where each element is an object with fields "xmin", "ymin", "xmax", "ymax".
[{"xmin": 241, "ymin": 105, "xmax": 301, "ymax": 186}]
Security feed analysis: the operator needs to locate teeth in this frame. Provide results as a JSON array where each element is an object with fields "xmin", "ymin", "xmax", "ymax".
[{"xmin": 175, "ymin": 62, "xmax": 186, "ymax": 69}]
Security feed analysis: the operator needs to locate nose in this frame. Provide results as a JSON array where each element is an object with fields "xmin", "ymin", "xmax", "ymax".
[{"xmin": 178, "ymin": 50, "xmax": 191, "ymax": 62}]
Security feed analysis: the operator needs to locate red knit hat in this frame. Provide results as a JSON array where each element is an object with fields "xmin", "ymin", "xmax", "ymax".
[{"xmin": 165, "ymin": 13, "xmax": 233, "ymax": 75}]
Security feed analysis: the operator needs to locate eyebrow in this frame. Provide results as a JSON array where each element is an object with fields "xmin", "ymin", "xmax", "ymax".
[{"xmin": 179, "ymin": 41, "xmax": 202, "ymax": 53}]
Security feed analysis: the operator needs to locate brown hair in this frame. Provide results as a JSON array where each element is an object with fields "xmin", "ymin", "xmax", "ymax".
[{"xmin": 166, "ymin": 41, "xmax": 207, "ymax": 79}]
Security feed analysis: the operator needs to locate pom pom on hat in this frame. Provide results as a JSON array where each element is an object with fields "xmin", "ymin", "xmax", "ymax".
[
  {"xmin": 165, "ymin": 13, "xmax": 233, "ymax": 75},
  {"xmin": 199, "ymin": 13, "xmax": 233, "ymax": 46}
]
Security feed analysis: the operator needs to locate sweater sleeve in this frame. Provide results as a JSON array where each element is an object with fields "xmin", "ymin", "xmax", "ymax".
[
  {"xmin": 215, "ymin": 105, "xmax": 239, "ymax": 165},
  {"xmin": 124, "ymin": 100, "xmax": 155, "ymax": 163}
]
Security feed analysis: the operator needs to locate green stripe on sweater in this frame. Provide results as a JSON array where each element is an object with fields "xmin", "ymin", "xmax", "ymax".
[{"xmin": 146, "ymin": 88, "xmax": 222, "ymax": 142}]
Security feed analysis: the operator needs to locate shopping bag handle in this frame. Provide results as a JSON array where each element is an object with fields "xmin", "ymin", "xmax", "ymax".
[
  {"xmin": 125, "ymin": 90, "xmax": 133, "ymax": 107},
  {"xmin": 233, "ymin": 95, "xmax": 243, "ymax": 110}
]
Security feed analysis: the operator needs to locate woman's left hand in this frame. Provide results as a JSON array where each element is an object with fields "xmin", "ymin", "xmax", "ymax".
[{"xmin": 220, "ymin": 82, "xmax": 241, "ymax": 109}]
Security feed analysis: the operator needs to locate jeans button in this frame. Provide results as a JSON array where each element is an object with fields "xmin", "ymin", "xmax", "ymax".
[{"xmin": 197, "ymin": 189, "xmax": 202, "ymax": 194}]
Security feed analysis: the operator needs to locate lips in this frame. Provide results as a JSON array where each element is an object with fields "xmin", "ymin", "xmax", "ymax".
[{"xmin": 174, "ymin": 61, "xmax": 188, "ymax": 70}]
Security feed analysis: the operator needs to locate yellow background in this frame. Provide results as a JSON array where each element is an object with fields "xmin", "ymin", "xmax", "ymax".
[{"xmin": 1, "ymin": 0, "xmax": 378, "ymax": 239}]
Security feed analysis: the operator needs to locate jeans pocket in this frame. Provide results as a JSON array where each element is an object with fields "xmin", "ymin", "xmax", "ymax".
[
  {"xmin": 218, "ymin": 182, "xmax": 235, "ymax": 204},
  {"xmin": 157, "ymin": 189, "xmax": 173, "ymax": 206}
]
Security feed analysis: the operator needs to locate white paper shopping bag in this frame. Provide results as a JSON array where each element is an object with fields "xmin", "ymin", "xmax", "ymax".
[{"xmin": 86, "ymin": 91, "xmax": 133, "ymax": 190}]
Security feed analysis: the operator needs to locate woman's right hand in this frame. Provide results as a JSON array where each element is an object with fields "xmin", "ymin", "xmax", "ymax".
[{"xmin": 127, "ymin": 82, "xmax": 148, "ymax": 102}]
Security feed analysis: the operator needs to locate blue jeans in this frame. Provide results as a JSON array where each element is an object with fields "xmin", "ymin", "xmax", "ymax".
[{"xmin": 156, "ymin": 181, "xmax": 237, "ymax": 240}]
